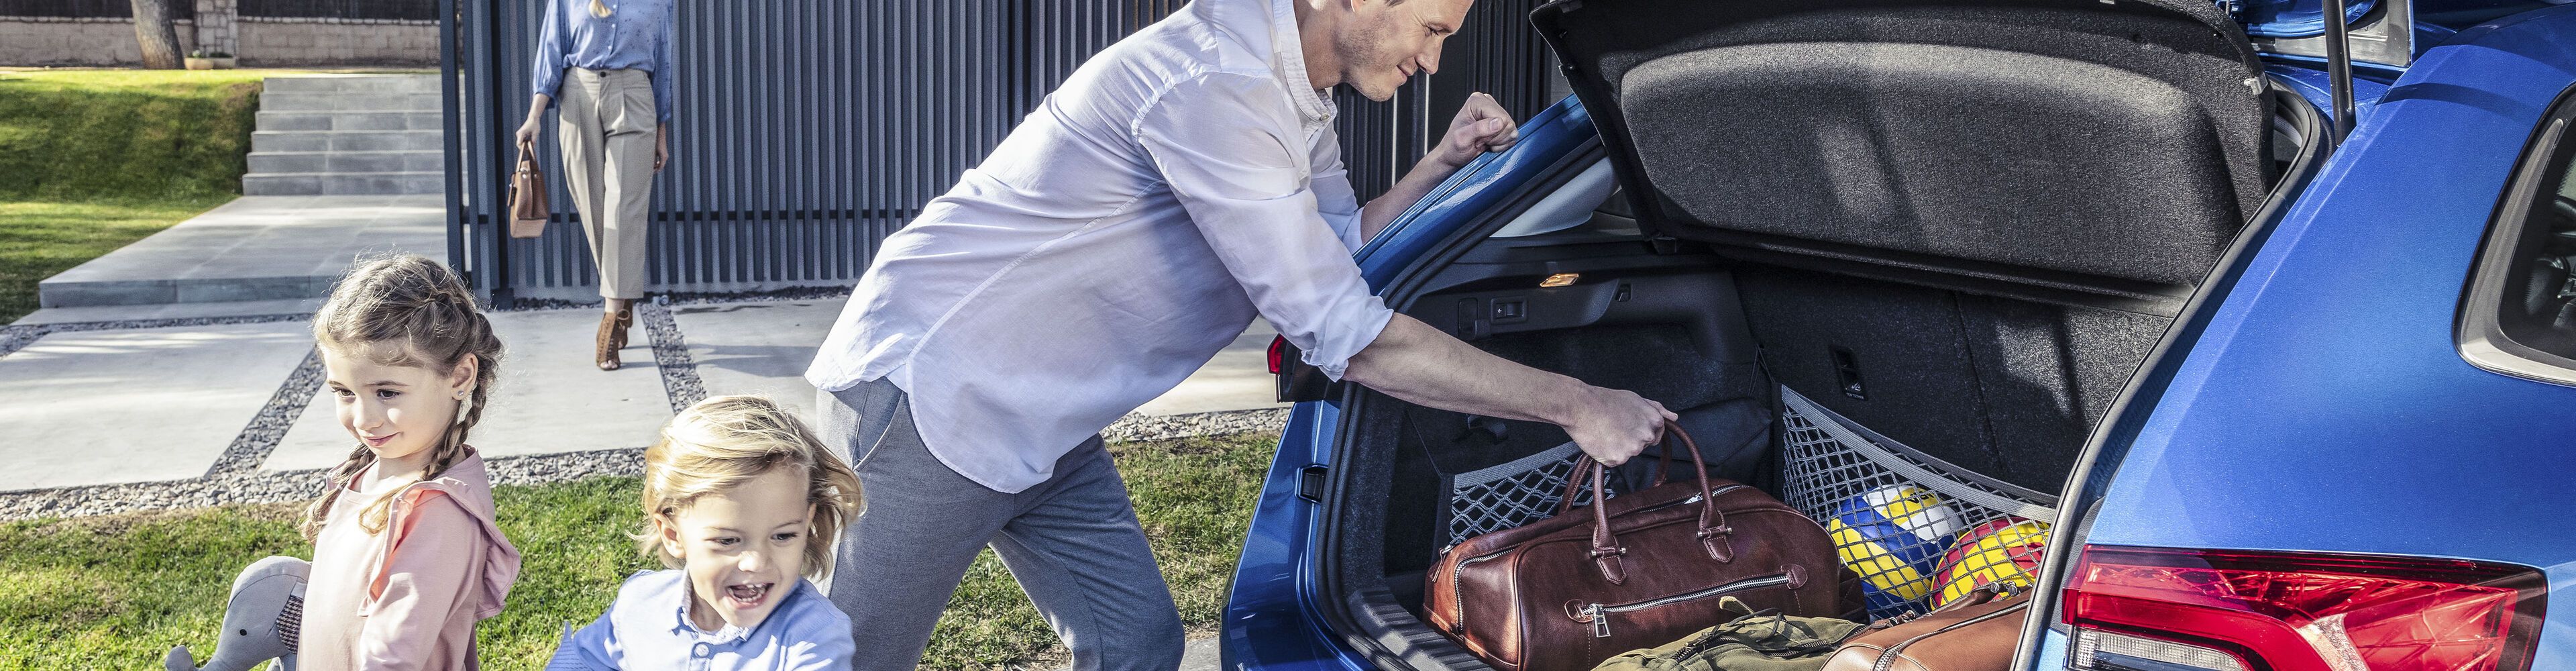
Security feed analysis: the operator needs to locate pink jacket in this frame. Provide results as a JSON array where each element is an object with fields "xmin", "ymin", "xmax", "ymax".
[{"xmin": 301, "ymin": 450, "xmax": 523, "ymax": 670}]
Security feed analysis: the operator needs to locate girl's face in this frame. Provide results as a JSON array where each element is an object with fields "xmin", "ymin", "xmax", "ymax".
[
  {"xmin": 658, "ymin": 465, "xmax": 814, "ymax": 633},
  {"xmin": 321, "ymin": 342, "xmax": 476, "ymax": 472}
]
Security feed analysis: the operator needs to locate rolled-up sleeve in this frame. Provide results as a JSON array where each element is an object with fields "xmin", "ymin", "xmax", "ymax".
[
  {"xmin": 1132, "ymin": 72, "xmax": 1393, "ymax": 380},
  {"xmin": 529, "ymin": 0, "xmax": 568, "ymax": 101},
  {"xmin": 651, "ymin": 7, "xmax": 675, "ymax": 124}
]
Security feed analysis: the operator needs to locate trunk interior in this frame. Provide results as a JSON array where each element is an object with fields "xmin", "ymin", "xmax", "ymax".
[{"xmin": 1311, "ymin": 78, "xmax": 2324, "ymax": 671}]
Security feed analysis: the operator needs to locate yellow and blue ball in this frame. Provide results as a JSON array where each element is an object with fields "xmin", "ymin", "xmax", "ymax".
[
  {"xmin": 1826, "ymin": 485, "xmax": 1965, "ymax": 613},
  {"xmin": 1931, "ymin": 517, "xmax": 2049, "ymax": 608}
]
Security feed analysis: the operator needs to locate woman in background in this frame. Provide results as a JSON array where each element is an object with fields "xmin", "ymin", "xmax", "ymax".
[{"xmin": 517, "ymin": 0, "xmax": 674, "ymax": 371}]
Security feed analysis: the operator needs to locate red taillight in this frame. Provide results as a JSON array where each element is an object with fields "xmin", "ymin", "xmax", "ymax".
[
  {"xmin": 1268, "ymin": 336, "xmax": 1288, "ymax": 374},
  {"xmin": 2062, "ymin": 546, "xmax": 2545, "ymax": 671}
]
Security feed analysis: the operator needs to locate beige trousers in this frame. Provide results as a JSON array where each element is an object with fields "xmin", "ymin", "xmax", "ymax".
[{"xmin": 555, "ymin": 67, "xmax": 655, "ymax": 300}]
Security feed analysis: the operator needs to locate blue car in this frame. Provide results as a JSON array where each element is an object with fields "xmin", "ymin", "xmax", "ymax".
[{"xmin": 1222, "ymin": 0, "xmax": 2576, "ymax": 668}]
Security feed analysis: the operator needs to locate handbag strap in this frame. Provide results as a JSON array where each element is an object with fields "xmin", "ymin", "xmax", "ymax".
[
  {"xmin": 515, "ymin": 139, "xmax": 539, "ymax": 173},
  {"xmin": 1554, "ymin": 420, "xmax": 1735, "ymax": 584}
]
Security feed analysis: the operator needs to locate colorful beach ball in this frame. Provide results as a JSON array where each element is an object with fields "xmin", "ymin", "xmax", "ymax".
[
  {"xmin": 1931, "ymin": 517, "xmax": 2051, "ymax": 608},
  {"xmin": 1825, "ymin": 485, "xmax": 1964, "ymax": 611}
]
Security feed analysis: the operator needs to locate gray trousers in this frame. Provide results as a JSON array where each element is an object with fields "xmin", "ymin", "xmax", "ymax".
[
  {"xmin": 554, "ymin": 66, "xmax": 654, "ymax": 300},
  {"xmin": 818, "ymin": 379, "xmax": 1183, "ymax": 671}
]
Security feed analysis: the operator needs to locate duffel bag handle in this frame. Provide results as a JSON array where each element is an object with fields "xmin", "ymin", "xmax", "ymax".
[{"xmin": 1557, "ymin": 420, "xmax": 1735, "ymax": 585}]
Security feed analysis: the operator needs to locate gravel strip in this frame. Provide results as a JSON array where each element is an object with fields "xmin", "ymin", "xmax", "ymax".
[
  {"xmin": 0, "ymin": 411, "xmax": 1291, "ymax": 522},
  {"xmin": 0, "ymin": 448, "xmax": 652, "ymax": 522},
  {"xmin": 1101, "ymin": 408, "xmax": 1292, "ymax": 443},
  {"xmin": 205, "ymin": 347, "xmax": 328, "ymax": 475},
  {"xmin": 640, "ymin": 299, "xmax": 706, "ymax": 413}
]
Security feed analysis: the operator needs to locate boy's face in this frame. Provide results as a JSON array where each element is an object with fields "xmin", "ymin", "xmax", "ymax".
[{"xmin": 659, "ymin": 465, "xmax": 814, "ymax": 632}]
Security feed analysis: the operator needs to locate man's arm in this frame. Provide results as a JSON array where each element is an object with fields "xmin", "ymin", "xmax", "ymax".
[
  {"xmin": 1359, "ymin": 92, "xmax": 1520, "ymax": 241},
  {"xmin": 1342, "ymin": 314, "xmax": 1674, "ymax": 466}
]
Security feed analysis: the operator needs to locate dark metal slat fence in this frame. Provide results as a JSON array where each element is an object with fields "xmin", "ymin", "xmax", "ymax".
[
  {"xmin": 240, "ymin": 0, "xmax": 433, "ymax": 20},
  {"xmin": 0, "ymin": 0, "xmax": 191, "ymax": 19},
  {"xmin": 443, "ymin": 0, "xmax": 1553, "ymax": 305}
]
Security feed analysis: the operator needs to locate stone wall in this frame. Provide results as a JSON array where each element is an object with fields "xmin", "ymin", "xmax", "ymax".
[
  {"xmin": 237, "ymin": 18, "xmax": 436, "ymax": 66},
  {"xmin": 0, "ymin": 15, "xmax": 433, "ymax": 67},
  {"xmin": 0, "ymin": 17, "xmax": 202, "ymax": 67}
]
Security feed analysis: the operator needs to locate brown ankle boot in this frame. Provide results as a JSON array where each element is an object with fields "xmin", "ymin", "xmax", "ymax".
[{"xmin": 595, "ymin": 309, "xmax": 623, "ymax": 370}]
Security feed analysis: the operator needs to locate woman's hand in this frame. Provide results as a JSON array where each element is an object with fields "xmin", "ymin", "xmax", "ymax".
[
  {"xmin": 515, "ymin": 116, "xmax": 543, "ymax": 148},
  {"xmin": 655, "ymin": 123, "xmax": 670, "ymax": 171},
  {"xmin": 515, "ymin": 94, "xmax": 551, "ymax": 148}
]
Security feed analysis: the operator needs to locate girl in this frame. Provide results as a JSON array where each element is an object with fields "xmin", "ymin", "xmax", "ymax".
[
  {"xmin": 517, "ymin": 0, "xmax": 678, "ymax": 370},
  {"xmin": 300, "ymin": 254, "xmax": 523, "ymax": 670},
  {"xmin": 547, "ymin": 395, "xmax": 861, "ymax": 670}
]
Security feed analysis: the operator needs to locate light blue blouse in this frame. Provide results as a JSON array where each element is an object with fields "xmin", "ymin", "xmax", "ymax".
[
  {"xmin": 531, "ymin": 0, "xmax": 676, "ymax": 124},
  {"xmin": 544, "ymin": 570, "xmax": 853, "ymax": 671}
]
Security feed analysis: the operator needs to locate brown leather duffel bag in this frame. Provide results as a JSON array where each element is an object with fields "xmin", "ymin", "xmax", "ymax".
[
  {"xmin": 1821, "ymin": 586, "xmax": 2029, "ymax": 671},
  {"xmin": 1426, "ymin": 422, "xmax": 1851, "ymax": 671}
]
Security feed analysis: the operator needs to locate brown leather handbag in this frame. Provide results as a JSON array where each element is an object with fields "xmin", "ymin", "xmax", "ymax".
[
  {"xmin": 1821, "ymin": 586, "xmax": 2029, "ymax": 671},
  {"xmin": 1425, "ymin": 422, "xmax": 1851, "ymax": 671},
  {"xmin": 508, "ymin": 139, "xmax": 549, "ymax": 239}
]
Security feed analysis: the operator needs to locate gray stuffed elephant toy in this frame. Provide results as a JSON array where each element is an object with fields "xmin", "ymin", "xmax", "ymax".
[{"xmin": 166, "ymin": 555, "xmax": 306, "ymax": 671}]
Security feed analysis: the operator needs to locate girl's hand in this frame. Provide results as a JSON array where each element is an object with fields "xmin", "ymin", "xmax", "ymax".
[
  {"xmin": 515, "ymin": 116, "xmax": 542, "ymax": 148},
  {"xmin": 655, "ymin": 123, "xmax": 670, "ymax": 171}
]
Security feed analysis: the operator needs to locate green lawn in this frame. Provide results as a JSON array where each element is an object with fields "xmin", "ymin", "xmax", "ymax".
[
  {"xmin": 0, "ymin": 431, "xmax": 1277, "ymax": 670},
  {"xmin": 0, "ymin": 69, "xmax": 290, "ymax": 322}
]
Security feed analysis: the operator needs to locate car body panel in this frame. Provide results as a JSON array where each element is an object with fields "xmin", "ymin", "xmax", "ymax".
[
  {"xmin": 1220, "ymin": 95, "xmax": 1600, "ymax": 671},
  {"xmin": 2031, "ymin": 5, "xmax": 2576, "ymax": 668}
]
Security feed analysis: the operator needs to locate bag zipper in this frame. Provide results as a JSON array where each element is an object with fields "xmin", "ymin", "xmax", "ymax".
[{"xmin": 1574, "ymin": 571, "xmax": 1795, "ymax": 638}]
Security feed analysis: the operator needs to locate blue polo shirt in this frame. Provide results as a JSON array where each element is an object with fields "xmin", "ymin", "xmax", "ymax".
[{"xmin": 545, "ymin": 570, "xmax": 851, "ymax": 670}]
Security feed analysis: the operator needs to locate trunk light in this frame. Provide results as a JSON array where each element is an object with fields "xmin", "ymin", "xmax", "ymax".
[
  {"xmin": 1268, "ymin": 336, "xmax": 1288, "ymax": 374},
  {"xmin": 1540, "ymin": 272, "xmax": 1580, "ymax": 287},
  {"xmin": 2062, "ymin": 546, "xmax": 2544, "ymax": 671}
]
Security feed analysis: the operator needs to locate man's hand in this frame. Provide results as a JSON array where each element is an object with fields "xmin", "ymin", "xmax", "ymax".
[
  {"xmin": 1558, "ymin": 387, "xmax": 1676, "ymax": 467},
  {"xmin": 1360, "ymin": 93, "xmax": 1523, "ymax": 240},
  {"xmin": 1341, "ymin": 315, "xmax": 1678, "ymax": 468},
  {"xmin": 1430, "ymin": 92, "xmax": 1519, "ymax": 169}
]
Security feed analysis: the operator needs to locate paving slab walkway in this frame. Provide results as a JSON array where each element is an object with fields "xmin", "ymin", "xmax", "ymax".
[
  {"xmin": 30, "ymin": 194, "xmax": 443, "ymax": 314},
  {"xmin": 0, "ymin": 295, "xmax": 1289, "ymax": 503}
]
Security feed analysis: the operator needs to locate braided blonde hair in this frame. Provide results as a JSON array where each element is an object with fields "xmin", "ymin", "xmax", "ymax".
[
  {"xmin": 299, "ymin": 254, "xmax": 503, "ymax": 541},
  {"xmin": 637, "ymin": 395, "xmax": 863, "ymax": 580},
  {"xmin": 589, "ymin": 0, "xmax": 611, "ymax": 17}
]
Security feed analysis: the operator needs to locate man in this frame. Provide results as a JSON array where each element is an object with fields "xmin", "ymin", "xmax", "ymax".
[{"xmin": 804, "ymin": 0, "xmax": 1674, "ymax": 667}]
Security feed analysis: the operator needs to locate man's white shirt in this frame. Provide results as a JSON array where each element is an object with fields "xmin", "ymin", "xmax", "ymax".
[{"xmin": 806, "ymin": 0, "xmax": 1395, "ymax": 493}]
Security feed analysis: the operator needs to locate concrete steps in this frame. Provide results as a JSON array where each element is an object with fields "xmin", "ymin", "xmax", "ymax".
[{"xmin": 242, "ymin": 74, "xmax": 443, "ymax": 197}]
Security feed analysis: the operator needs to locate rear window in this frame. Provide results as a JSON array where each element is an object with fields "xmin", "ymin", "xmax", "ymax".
[{"xmin": 2461, "ymin": 89, "xmax": 2576, "ymax": 384}]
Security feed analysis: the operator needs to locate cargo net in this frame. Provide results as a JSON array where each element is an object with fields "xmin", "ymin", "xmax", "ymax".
[
  {"xmin": 1774, "ymin": 386, "xmax": 2059, "ymax": 620},
  {"xmin": 1444, "ymin": 441, "xmax": 1601, "ymax": 552}
]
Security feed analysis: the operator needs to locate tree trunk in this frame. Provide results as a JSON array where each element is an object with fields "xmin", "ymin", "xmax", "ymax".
[{"xmin": 130, "ymin": 0, "xmax": 184, "ymax": 69}]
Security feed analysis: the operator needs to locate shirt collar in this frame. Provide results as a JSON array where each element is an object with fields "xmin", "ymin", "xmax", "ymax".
[
  {"xmin": 1232, "ymin": 0, "xmax": 1337, "ymax": 129},
  {"xmin": 665, "ymin": 579, "xmax": 762, "ymax": 645}
]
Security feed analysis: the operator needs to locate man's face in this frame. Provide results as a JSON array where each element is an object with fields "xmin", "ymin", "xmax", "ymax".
[{"xmin": 1334, "ymin": 0, "xmax": 1472, "ymax": 101}]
